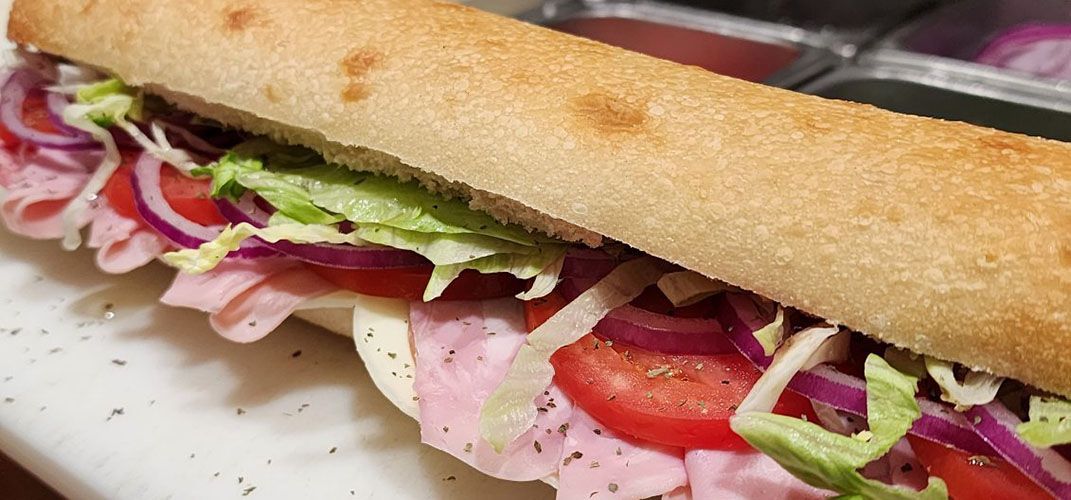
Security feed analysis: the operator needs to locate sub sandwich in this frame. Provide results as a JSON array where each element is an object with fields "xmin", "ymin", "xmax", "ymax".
[{"xmin": 4, "ymin": 0, "xmax": 1071, "ymax": 498}]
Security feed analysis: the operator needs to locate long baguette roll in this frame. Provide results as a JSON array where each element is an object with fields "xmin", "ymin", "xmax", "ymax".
[{"xmin": 10, "ymin": 0, "xmax": 1071, "ymax": 397}]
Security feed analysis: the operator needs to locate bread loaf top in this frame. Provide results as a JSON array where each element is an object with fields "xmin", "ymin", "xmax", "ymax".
[{"xmin": 12, "ymin": 0, "xmax": 1071, "ymax": 396}]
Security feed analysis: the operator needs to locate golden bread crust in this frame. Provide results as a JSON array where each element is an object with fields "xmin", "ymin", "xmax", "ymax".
[{"xmin": 11, "ymin": 0, "xmax": 1071, "ymax": 396}]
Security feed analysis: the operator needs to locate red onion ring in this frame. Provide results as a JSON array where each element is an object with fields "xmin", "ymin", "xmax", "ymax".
[
  {"xmin": 975, "ymin": 24, "xmax": 1071, "ymax": 80},
  {"xmin": 716, "ymin": 293, "xmax": 994, "ymax": 456},
  {"xmin": 0, "ymin": 70, "xmax": 98, "ymax": 150},
  {"xmin": 558, "ymin": 276, "xmax": 734, "ymax": 355},
  {"xmin": 45, "ymin": 92, "xmax": 88, "ymax": 137},
  {"xmin": 594, "ymin": 304, "xmax": 734, "ymax": 355},
  {"xmin": 214, "ymin": 194, "xmax": 431, "ymax": 269},
  {"xmin": 561, "ymin": 247, "xmax": 617, "ymax": 280},
  {"xmin": 965, "ymin": 402, "xmax": 1071, "ymax": 499},
  {"xmin": 131, "ymin": 153, "xmax": 274, "ymax": 257}
]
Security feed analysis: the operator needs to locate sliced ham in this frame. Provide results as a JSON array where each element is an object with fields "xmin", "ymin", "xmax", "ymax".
[
  {"xmin": 684, "ymin": 448, "xmax": 829, "ymax": 500},
  {"xmin": 161, "ymin": 258, "xmax": 336, "ymax": 342},
  {"xmin": 556, "ymin": 408, "xmax": 687, "ymax": 500},
  {"xmin": 411, "ymin": 298, "xmax": 572, "ymax": 482},
  {"xmin": 86, "ymin": 205, "xmax": 169, "ymax": 273},
  {"xmin": 0, "ymin": 147, "xmax": 95, "ymax": 239},
  {"xmin": 161, "ymin": 258, "xmax": 298, "ymax": 313},
  {"xmin": 209, "ymin": 267, "xmax": 336, "ymax": 342},
  {"xmin": 1, "ymin": 146, "xmax": 167, "ymax": 272}
]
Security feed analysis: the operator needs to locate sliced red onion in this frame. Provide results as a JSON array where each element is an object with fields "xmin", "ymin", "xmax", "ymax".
[
  {"xmin": 214, "ymin": 194, "xmax": 430, "ymax": 269},
  {"xmin": 1, "ymin": 70, "xmax": 98, "ymax": 150},
  {"xmin": 561, "ymin": 247, "xmax": 617, "ymax": 280},
  {"xmin": 965, "ymin": 402, "xmax": 1071, "ymax": 498},
  {"xmin": 593, "ymin": 304, "xmax": 734, "ymax": 355},
  {"xmin": 131, "ymin": 153, "xmax": 274, "ymax": 257},
  {"xmin": 716, "ymin": 293, "xmax": 994, "ymax": 456},
  {"xmin": 975, "ymin": 24, "xmax": 1071, "ymax": 80},
  {"xmin": 45, "ymin": 92, "xmax": 88, "ymax": 137}
]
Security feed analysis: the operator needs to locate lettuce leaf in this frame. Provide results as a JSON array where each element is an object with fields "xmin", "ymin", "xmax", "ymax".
[
  {"xmin": 751, "ymin": 306, "xmax": 786, "ymax": 357},
  {"xmin": 1018, "ymin": 396, "xmax": 1071, "ymax": 448},
  {"xmin": 424, "ymin": 247, "xmax": 567, "ymax": 301},
  {"xmin": 479, "ymin": 257, "xmax": 664, "ymax": 452},
  {"xmin": 74, "ymin": 78, "xmax": 141, "ymax": 126},
  {"xmin": 197, "ymin": 145, "xmax": 547, "ymax": 245},
  {"xmin": 731, "ymin": 355, "xmax": 948, "ymax": 499},
  {"xmin": 59, "ymin": 79, "xmax": 139, "ymax": 249},
  {"xmin": 188, "ymin": 140, "xmax": 568, "ymax": 299},
  {"xmin": 923, "ymin": 357, "xmax": 1003, "ymax": 411},
  {"xmin": 162, "ymin": 223, "xmax": 363, "ymax": 274}
]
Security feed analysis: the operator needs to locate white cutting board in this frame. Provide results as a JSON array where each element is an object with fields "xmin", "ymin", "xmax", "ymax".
[{"xmin": 0, "ymin": 0, "xmax": 552, "ymax": 498}]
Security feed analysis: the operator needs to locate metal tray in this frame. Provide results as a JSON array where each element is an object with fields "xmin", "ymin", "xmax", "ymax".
[
  {"xmin": 518, "ymin": 0, "xmax": 841, "ymax": 88},
  {"xmin": 798, "ymin": 63, "xmax": 1071, "ymax": 141},
  {"xmin": 656, "ymin": 0, "xmax": 938, "ymax": 49}
]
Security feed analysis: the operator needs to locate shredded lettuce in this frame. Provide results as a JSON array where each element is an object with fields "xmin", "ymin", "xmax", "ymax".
[
  {"xmin": 515, "ymin": 253, "xmax": 566, "ymax": 301},
  {"xmin": 59, "ymin": 80, "xmax": 138, "ymax": 250},
  {"xmin": 655, "ymin": 270, "xmax": 731, "ymax": 307},
  {"xmin": 479, "ymin": 257, "xmax": 664, "ymax": 452},
  {"xmin": 198, "ymin": 145, "xmax": 549, "ymax": 245},
  {"xmin": 425, "ymin": 248, "xmax": 567, "ymax": 301},
  {"xmin": 190, "ymin": 140, "xmax": 568, "ymax": 300},
  {"xmin": 751, "ymin": 306, "xmax": 787, "ymax": 357},
  {"xmin": 923, "ymin": 357, "xmax": 1004, "ymax": 411},
  {"xmin": 1017, "ymin": 396, "xmax": 1071, "ymax": 448},
  {"xmin": 74, "ymin": 78, "xmax": 141, "ymax": 126},
  {"xmin": 732, "ymin": 355, "xmax": 949, "ymax": 499},
  {"xmin": 737, "ymin": 325, "xmax": 844, "ymax": 413},
  {"xmin": 354, "ymin": 224, "xmax": 540, "ymax": 264},
  {"xmin": 162, "ymin": 223, "xmax": 363, "ymax": 273}
]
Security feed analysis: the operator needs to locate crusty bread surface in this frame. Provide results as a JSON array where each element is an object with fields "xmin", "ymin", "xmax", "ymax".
[{"xmin": 11, "ymin": 0, "xmax": 1071, "ymax": 397}]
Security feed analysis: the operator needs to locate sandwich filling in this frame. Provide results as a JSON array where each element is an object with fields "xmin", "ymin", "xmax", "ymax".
[{"xmin": 3, "ymin": 56, "xmax": 1070, "ymax": 499}]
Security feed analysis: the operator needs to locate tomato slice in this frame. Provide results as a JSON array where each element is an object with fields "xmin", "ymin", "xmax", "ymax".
[
  {"xmin": 101, "ymin": 151, "xmax": 226, "ymax": 226},
  {"xmin": 0, "ymin": 121, "xmax": 19, "ymax": 150},
  {"xmin": 158, "ymin": 163, "xmax": 227, "ymax": 226},
  {"xmin": 307, "ymin": 264, "xmax": 527, "ymax": 301},
  {"xmin": 23, "ymin": 91, "xmax": 60, "ymax": 134},
  {"xmin": 907, "ymin": 435, "xmax": 1049, "ymax": 500},
  {"xmin": 527, "ymin": 292, "xmax": 817, "ymax": 450},
  {"xmin": 1, "ymin": 90, "xmax": 60, "ymax": 150}
]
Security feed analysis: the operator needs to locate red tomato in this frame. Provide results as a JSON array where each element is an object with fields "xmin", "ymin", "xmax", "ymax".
[
  {"xmin": 907, "ymin": 435, "xmax": 1050, "ymax": 500},
  {"xmin": 0, "ymin": 121, "xmax": 18, "ymax": 150},
  {"xmin": 306, "ymin": 264, "xmax": 527, "ymax": 301},
  {"xmin": 1, "ymin": 90, "xmax": 59, "ymax": 150},
  {"xmin": 102, "ymin": 151, "xmax": 226, "ymax": 226},
  {"xmin": 23, "ymin": 91, "xmax": 60, "ymax": 134},
  {"xmin": 527, "ymin": 292, "xmax": 817, "ymax": 449}
]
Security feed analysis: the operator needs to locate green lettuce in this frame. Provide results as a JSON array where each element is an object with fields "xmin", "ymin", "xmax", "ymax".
[
  {"xmin": 1018, "ymin": 397, "xmax": 1071, "ymax": 448},
  {"xmin": 186, "ymin": 140, "xmax": 567, "ymax": 300},
  {"xmin": 751, "ymin": 305, "xmax": 785, "ymax": 356},
  {"xmin": 426, "ymin": 248, "xmax": 567, "ymax": 301},
  {"xmin": 731, "ymin": 354, "xmax": 948, "ymax": 499},
  {"xmin": 74, "ymin": 78, "xmax": 142, "ymax": 127},
  {"xmin": 162, "ymin": 223, "xmax": 363, "ymax": 274}
]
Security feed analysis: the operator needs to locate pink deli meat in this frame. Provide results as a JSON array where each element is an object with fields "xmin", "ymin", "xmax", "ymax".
[
  {"xmin": 0, "ymin": 146, "xmax": 166, "ymax": 272},
  {"xmin": 0, "ymin": 146, "xmax": 95, "ymax": 239},
  {"xmin": 556, "ymin": 408, "xmax": 687, "ymax": 500},
  {"xmin": 161, "ymin": 258, "xmax": 336, "ymax": 342},
  {"xmin": 683, "ymin": 448, "xmax": 828, "ymax": 499},
  {"xmin": 86, "ymin": 204, "xmax": 169, "ymax": 273},
  {"xmin": 411, "ymin": 298, "xmax": 572, "ymax": 482}
]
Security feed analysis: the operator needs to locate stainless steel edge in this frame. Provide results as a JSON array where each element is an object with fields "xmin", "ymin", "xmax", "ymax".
[
  {"xmin": 860, "ymin": 49, "xmax": 1071, "ymax": 113},
  {"xmin": 516, "ymin": 0, "xmax": 843, "ymax": 89}
]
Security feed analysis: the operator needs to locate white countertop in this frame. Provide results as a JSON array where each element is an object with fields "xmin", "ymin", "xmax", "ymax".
[{"xmin": 0, "ymin": 0, "xmax": 554, "ymax": 497}]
